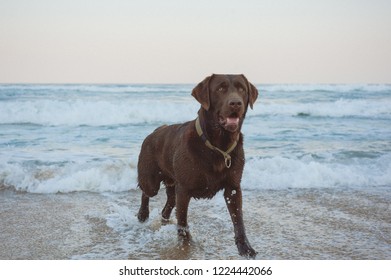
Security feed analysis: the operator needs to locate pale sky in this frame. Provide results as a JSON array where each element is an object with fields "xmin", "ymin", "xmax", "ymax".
[{"xmin": 1, "ymin": 0, "xmax": 390, "ymax": 83}]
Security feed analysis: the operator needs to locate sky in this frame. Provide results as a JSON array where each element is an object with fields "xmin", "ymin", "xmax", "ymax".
[{"xmin": 0, "ymin": 0, "xmax": 390, "ymax": 84}]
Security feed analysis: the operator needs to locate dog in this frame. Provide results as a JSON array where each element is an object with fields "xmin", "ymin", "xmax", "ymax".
[{"xmin": 137, "ymin": 74, "xmax": 258, "ymax": 257}]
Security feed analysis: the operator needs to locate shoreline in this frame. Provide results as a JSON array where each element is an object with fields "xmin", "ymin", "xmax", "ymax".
[{"xmin": 0, "ymin": 187, "xmax": 390, "ymax": 260}]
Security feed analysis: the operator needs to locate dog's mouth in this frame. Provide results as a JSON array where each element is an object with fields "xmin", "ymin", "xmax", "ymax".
[{"xmin": 218, "ymin": 113, "xmax": 240, "ymax": 132}]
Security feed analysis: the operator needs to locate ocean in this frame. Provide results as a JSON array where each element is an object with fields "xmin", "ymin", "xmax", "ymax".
[{"xmin": 0, "ymin": 83, "xmax": 390, "ymax": 259}]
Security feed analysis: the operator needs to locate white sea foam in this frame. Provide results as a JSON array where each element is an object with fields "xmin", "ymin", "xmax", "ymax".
[
  {"xmin": 1, "ymin": 153, "xmax": 390, "ymax": 193},
  {"xmin": 0, "ymin": 159, "xmax": 136, "ymax": 193},
  {"xmin": 243, "ymin": 154, "xmax": 391, "ymax": 189},
  {"xmin": 253, "ymin": 98, "xmax": 391, "ymax": 119},
  {"xmin": 1, "ymin": 95, "xmax": 390, "ymax": 127},
  {"xmin": 0, "ymin": 98, "xmax": 198, "ymax": 126}
]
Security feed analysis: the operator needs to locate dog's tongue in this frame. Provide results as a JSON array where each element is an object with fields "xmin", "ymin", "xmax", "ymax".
[{"xmin": 226, "ymin": 117, "xmax": 239, "ymax": 125}]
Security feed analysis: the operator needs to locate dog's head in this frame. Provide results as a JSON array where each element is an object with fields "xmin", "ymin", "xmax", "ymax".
[{"xmin": 192, "ymin": 74, "xmax": 258, "ymax": 133}]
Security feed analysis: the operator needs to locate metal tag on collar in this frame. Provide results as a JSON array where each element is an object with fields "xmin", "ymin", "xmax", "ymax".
[{"xmin": 224, "ymin": 154, "xmax": 232, "ymax": 168}]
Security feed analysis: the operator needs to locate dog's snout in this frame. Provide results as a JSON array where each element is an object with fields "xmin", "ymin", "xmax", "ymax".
[{"xmin": 229, "ymin": 98, "xmax": 243, "ymax": 109}]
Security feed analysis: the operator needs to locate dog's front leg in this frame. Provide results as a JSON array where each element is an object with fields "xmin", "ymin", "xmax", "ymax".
[
  {"xmin": 224, "ymin": 187, "xmax": 257, "ymax": 258},
  {"xmin": 176, "ymin": 187, "xmax": 191, "ymax": 238}
]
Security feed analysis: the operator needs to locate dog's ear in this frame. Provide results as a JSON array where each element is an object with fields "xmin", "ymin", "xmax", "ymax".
[
  {"xmin": 241, "ymin": 74, "xmax": 258, "ymax": 109},
  {"xmin": 248, "ymin": 82, "xmax": 258, "ymax": 110},
  {"xmin": 191, "ymin": 75, "xmax": 213, "ymax": 111}
]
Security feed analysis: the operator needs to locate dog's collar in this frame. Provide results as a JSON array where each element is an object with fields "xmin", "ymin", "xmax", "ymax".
[{"xmin": 195, "ymin": 117, "xmax": 239, "ymax": 168}]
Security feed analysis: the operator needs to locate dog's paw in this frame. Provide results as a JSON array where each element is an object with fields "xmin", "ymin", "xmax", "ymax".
[
  {"xmin": 137, "ymin": 209, "xmax": 149, "ymax": 222},
  {"xmin": 177, "ymin": 226, "xmax": 191, "ymax": 239},
  {"xmin": 237, "ymin": 240, "xmax": 257, "ymax": 258}
]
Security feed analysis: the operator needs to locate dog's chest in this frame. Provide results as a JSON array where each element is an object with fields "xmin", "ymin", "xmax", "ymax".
[
  {"xmin": 190, "ymin": 180, "xmax": 224, "ymax": 199},
  {"xmin": 212, "ymin": 160, "xmax": 227, "ymax": 173}
]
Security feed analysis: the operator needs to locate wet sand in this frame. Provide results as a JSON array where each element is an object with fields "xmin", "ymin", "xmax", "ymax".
[{"xmin": 0, "ymin": 187, "xmax": 390, "ymax": 259}]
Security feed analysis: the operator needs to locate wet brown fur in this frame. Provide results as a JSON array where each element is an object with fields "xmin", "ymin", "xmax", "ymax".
[{"xmin": 137, "ymin": 74, "xmax": 258, "ymax": 257}]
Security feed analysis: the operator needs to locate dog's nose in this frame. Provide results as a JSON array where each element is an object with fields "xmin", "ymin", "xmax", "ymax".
[{"xmin": 229, "ymin": 98, "xmax": 243, "ymax": 109}]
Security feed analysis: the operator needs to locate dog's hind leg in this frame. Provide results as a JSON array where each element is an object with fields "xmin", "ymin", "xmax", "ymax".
[
  {"xmin": 162, "ymin": 186, "xmax": 176, "ymax": 222},
  {"xmin": 137, "ymin": 171, "xmax": 161, "ymax": 222}
]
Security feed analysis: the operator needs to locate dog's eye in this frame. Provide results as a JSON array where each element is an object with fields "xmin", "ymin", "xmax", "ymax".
[
  {"xmin": 238, "ymin": 87, "xmax": 244, "ymax": 92},
  {"xmin": 217, "ymin": 87, "xmax": 224, "ymax": 92}
]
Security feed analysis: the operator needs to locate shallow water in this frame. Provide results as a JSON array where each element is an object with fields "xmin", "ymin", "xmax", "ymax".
[{"xmin": 1, "ymin": 187, "xmax": 389, "ymax": 260}]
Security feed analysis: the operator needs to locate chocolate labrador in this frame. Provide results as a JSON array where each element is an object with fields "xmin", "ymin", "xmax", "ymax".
[{"xmin": 137, "ymin": 74, "xmax": 258, "ymax": 257}]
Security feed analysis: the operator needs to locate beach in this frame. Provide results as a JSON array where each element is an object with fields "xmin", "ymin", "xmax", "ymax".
[
  {"xmin": 1, "ymin": 84, "xmax": 390, "ymax": 259},
  {"xmin": 1, "ymin": 186, "xmax": 389, "ymax": 259}
]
